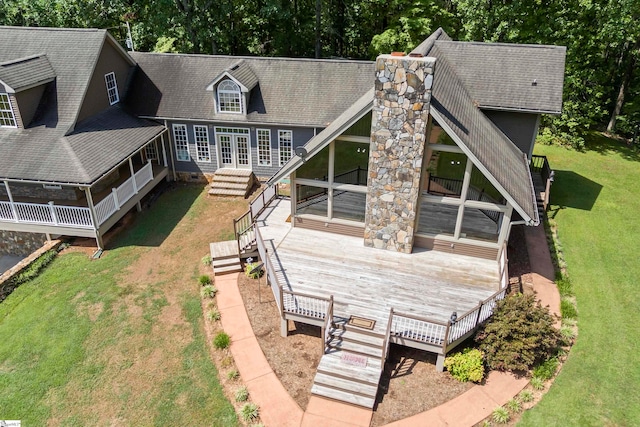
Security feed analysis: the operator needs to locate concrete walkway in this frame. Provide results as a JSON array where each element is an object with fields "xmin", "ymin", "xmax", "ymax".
[{"xmin": 214, "ymin": 223, "xmax": 559, "ymax": 426}]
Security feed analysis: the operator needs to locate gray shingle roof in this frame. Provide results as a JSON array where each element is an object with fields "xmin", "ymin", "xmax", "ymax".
[
  {"xmin": 0, "ymin": 54, "xmax": 56, "ymax": 92},
  {"xmin": 429, "ymin": 44, "xmax": 538, "ymax": 223},
  {"xmin": 127, "ymin": 52, "xmax": 374, "ymax": 126},
  {"xmin": 227, "ymin": 60, "xmax": 259, "ymax": 91},
  {"xmin": 0, "ymin": 26, "xmax": 162, "ymax": 185}
]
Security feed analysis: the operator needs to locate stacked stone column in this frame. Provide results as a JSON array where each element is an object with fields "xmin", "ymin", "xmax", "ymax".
[{"xmin": 363, "ymin": 54, "xmax": 435, "ymax": 253}]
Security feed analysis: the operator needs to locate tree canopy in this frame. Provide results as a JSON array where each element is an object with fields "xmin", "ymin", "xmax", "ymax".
[{"xmin": 1, "ymin": 0, "xmax": 638, "ymax": 144}]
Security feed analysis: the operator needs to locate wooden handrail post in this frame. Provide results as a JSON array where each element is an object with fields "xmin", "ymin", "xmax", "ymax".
[
  {"xmin": 443, "ymin": 320, "xmax": 452, "ymax": 352},
  {"xmin": 474, "ymin": 300, "xmax": 483, "ymax": 328}
]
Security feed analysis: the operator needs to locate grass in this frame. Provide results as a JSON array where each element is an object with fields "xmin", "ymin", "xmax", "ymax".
[
  {"xmin": 519, "ymin": 133, "xmax": 640, "ymax": 426},
  {"xmin": 0, "ymin": 185, "xmax": 238, "ymax": 425}
]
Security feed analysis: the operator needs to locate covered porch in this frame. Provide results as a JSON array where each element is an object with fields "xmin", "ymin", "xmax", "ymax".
[{"xmin": 0, "ymin": 132, "xmax": 169, "ymax": 247}]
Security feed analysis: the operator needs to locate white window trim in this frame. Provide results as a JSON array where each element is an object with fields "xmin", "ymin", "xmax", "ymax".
[
  {"xmin": 194, "ymin": 125, "xmax": 212, "ymax": 163},
  {"xmin": 172, "ymin": 124, "xmax": 190, "ymax": 162},
  {"xmin": 0, "ymin": 93, "xmax": 17, "ymax": 128},
  {"xmin": 216, "ymin": 79, "xmax": 243, "ymax": 114},
  {"xmin": 257, "ymin": 128, "xmax": 272, "ymax": 166},
  {"xmin": 104, "ymin": 72, "xmax": 119, "ymax": 105},
  {"xmin": 278, "ymin": 130, "xmax": 293, "ymax": 166}
]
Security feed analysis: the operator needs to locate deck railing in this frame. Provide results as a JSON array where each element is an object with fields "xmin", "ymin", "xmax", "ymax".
[
  {"xmin": 381, "ymin": 308, "xmax": 394, "ymax": 367},
  {"xmin": 323, "ymin": 296, "xmax": 334, "ymax": 351},
  {"xmin": 391, "ymin": 311, "xmax": 449, "ymax": 346},
  {"xmin": 94, "ymin": 162, "xmax": 154, "ymax": 226},
  {"xmin": 0, "ymin": 200, "xmax": 93, "ymax": 229},
  {"xmin": 530, "ymin": 155, "xmax": 553, "ymax": 210},
  {"xmin": 233, "ymin": 183, "xmax": 279, "ymax": 253},
  {"xmin": 255, "ymin": 224, "xmax": 282, "ymax": 311},
  {"xmin": 281, "ymin": 288, "xmax": 332, "ymax": 320},
  {"xmin": 427, "ymin": 175, "xmax": 463, "ymax": 197}
]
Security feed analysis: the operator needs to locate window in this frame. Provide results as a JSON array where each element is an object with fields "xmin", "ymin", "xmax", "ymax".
[
  {"xmin": 173, "ymin": 124, "xmax": 190, "ymax": 161},
  {"xmin": 278, "ymin": 130, "xmax": 293, "ymax": 166},
  {"xmin": 144, "ymin": 143, "xmax": 158, "ymax": 161},
  {"xmin": 194, "ymin": 125, "xmax": 211, "ymax": 162},
  {"xmin": 104, "ymin": 72, "xmax": 119, "ymax": 105},
  {"xmin": 257, "ymin": 129, "xmax": 271, "ymax": 166},
  {"xmin": 217, "ymin": 80, "xmax": 242, "ymax": 113},
  {"xmin": 0, "ymin": 93, "xmax": 17, "ymax": 127}
]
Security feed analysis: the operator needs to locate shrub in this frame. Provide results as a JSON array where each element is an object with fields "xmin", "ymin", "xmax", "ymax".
[
  {"xmin": 213, "ymin": 332, "xmax": 230, "ymax": 349},
  {"xmin": 561, "ymin": 298, "xmax": 578, "ymax": 319},
  {"xmin": 206, "ymin": 308, "xmax": 221, "ymax": 322},
  {"xmin": 506, "ymin": 398, "xmax": 521, "ymax": 413},
  {"xmin": 519, "ymin": 390, "xmax": 534, "ymax": 403},
  {"xmin": 199, "ymin": 274, "xmax": 212, "ymax": 286},
  {"xmin": 475, "ymin": 293, "xmax": 562, "ymax": 372},
  {"xmin": 560, "ymin": 324, "xmax": 576, "ymax": 341},
  {"xmin": 492, "ymin": 406, "xmax": 510, "ymax": 424},
  {"xmin": 227, "ymin": 369, "xmax": 239, "ymax": 380},
  {"xmin": 556, "ymin": 277, "xmax": 573, "ymax": 297},
  {"xmin": 532, "ymin": 357, "xmax": 559, "ymax": 381},
  {"xmin": 201, "ymin": 254, "xmax": 212, "ymax": 266},
  {"xmin": 530, "ymin": 376, "xmax": 545, "ymax": 390},
  {"xmin": 235, "ymin": 386, "xmax": 249, "ymax": 402},
  {"xmin": 240, "ymin": 403, "xmax": 259, "ymax": 423},
  {"xmin": 244, "ymin": 262, "xmax": 264, "ymax": 279},
  {"xmin": 201, "ymin": 285, "xmax": 217, "ymax": 299},
  {"xmin": 443, "ymin": 348, "xmax": 484, "ymax": 383}
]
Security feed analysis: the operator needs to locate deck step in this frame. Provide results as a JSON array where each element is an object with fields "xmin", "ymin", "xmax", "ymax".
[
  {"xmin": 210, "ymin": 181, "xmax": 249, "ymax": 190},
  {"xmin": 210, "ymin": 240, "xmax": 242, "ymax": 276},
  {"xmin": 310, "ymin": 384, "xmax": 376, "ymax": 409},
  {"xmin": 326, "ymin": 338, "xmax": 383, "ymax": 364},
  {"xmin": 215, "ymin": 168, "xmax": 254, "ymax": 177},
  {"xmin": 329, "ymin": 328, "xmax": 385, "ymax": 348},
  {"xmin": 316, "ymin": 353, "xmax": 382, "ymax": 385},
  {"xmin": 208, "ymin": 188, "xmax": 247, "ymax": 197},
  {"xmin": 213, "ymin": 263, "xmax": 242, "ymax": 275},
  {"xmin": 209, "ymin": 168, "xmax": 256, "ymax": 198},
  {"xmin": 313, "ymin": 372, "xmax": 378, "ymax": 397},
  {"xmin": 213, "ymin": 257, "xmax": 241, "ymax": 268}
]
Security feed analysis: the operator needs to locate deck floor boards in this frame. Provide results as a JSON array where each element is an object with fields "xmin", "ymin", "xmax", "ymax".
[{"xmin": 257, "ymin": 199, "xmax": 498, "ymax": 324}]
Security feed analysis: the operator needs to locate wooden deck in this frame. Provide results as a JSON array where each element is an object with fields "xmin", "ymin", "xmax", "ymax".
[{"xmin": 257, "ymin": 198, "xmax": 499, "ymax": 327}]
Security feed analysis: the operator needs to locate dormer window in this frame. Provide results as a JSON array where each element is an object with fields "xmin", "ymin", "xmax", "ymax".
[
  {"xmin": 217, "ymin": 80, "xmax": 242, "ymax": 113},
  {"xmin": 104, "ymin": 72, "xmax": 119, "ymax": 105},
  {"xmin": 0, "ymin": 93, "xmax": 17, "ymax": 127}
]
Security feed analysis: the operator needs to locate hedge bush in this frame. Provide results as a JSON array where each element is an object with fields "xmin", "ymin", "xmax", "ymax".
[{"xmin": 443, "ymin": 348, "xmax": 484, "ymax": 383}]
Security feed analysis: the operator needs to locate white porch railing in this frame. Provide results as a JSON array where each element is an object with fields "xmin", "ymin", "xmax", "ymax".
[
  {"xmin": 0, "ymin": 200, "xmax": 93, "ymax": 228},
  {"xmin": 0, "ymin": 162, "xmax": 155, "ymax": 230},
  {"xmin": 94, "ymin": 162, "xmax": 154, "ymax": 225}
]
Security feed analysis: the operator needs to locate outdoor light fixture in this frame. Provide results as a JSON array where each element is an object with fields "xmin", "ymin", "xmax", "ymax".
[{"xmin": 450, "ymin": 311, "xmax": 458, "ymax": 325}]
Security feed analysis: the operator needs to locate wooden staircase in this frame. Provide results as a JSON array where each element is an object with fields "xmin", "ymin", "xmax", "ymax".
[
  {"xmin": 208, "ymin": 168, "xmax": 257, "ymax": 198},
  {"xmin": 311, "ymin": 312, "xmax": 387, "ymax": 408},
  {"xmin": 209, "ymin": 240, "xmax": 242, "ymax": 276}
]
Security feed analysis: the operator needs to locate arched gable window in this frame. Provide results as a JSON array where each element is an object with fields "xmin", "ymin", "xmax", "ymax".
[{"xmin": 217, "ymin": 79, "xmax": 242, "ymax": 113}]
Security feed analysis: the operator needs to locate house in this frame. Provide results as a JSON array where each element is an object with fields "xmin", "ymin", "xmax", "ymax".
[
  {"xmin": 0, "ymin": 27, "xmax": 169, "ymax": 250},
  {"xmin": 218, "ymin": 29, "xmax": 565, "ymax": 407}
]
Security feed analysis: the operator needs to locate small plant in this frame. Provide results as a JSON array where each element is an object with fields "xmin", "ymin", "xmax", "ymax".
[
  {"xmin": 530, "ymin": 376, "xmax": 545, "ymax": 390},
  {"xmin": 506, "ymin": 398, "xmax": 521, "ymax": 413},
  {"xmin": 519, "ymin": 389, "xmax": 534, "ymax": 403},
  {"xmin": 235, "ymin": 386, "xmax": 249, "ymax": 402},
  {"xmin": 199, "ymin": 274, "xmax": 212, "ymax": 286},
  {"xmin": 206, "ymin": 308, "xmax": 221, "ymax": 322},
  {"xmin": 221, "ymin": 356, "xmax": 234, "ymax": 368},
  {"xmin": 240, "ymin": 402, "xmax": 259, "ymax": 423},
  {"xmin": 227, "ymin": 369, "xmax": 239, "ymax": 380},
  {"xmin": 244, "ymin": 261, "xmax": 264, "ymax": 279},
  {"xmin": 481, "ymin": 421, "xmax": 492, "ymax": 427},
  {"xmin": 249, "ymin": 424, "xmax": 265, "ymax": 427},
  {"xmin": 443, "ymin": 348, "xmax": 484, "ymax": 383},
  {"xmin": 560, "ymin": 324, "xmax": 576, "ymax": 341},
  {"xmin": 201, "ymin": 284, "xmax": 218, "ymax": 298},
  {"xmin": 532, "ymin": 357, "xmax": 559, "ymax": 381},
  {"xmin": 476, "ymin": 293, "xmax": 562, "ymax": 372},
  {"xmin": 201, "ymin": 254, "xmax": 212, "ymax": 266},
  {"xmin": 491, "ymin": 406, "xmax": 510, "ymax": 424},
  {"xmin": 560, "ymin": 297, "xmax": 578, "ymax": 319},
  {"xmin": 213, "ymin": 332, "xmax": 230, "ymax": 349}
]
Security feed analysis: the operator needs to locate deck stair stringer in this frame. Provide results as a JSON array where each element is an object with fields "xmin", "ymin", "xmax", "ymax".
[
  {"xmin": 311, "ymin": 306, "xmax": 389, "ymax": 409},
  {"xmin": 210, "ymin": 240, "xmax": 242, "ymax": 276}
]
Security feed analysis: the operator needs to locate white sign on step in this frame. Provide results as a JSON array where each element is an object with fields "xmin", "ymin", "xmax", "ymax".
[{"xmin": 340, "ymin": 352, "xmax": 368, "ymax": 368}]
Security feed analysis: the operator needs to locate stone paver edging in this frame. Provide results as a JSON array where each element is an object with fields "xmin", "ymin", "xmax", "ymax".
[{"xmin": 214, "ymin": 224, "xmax": 560, "ymax": 426}]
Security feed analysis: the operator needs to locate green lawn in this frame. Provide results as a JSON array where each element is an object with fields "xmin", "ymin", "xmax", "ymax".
[
  {"xmin": 0, "ymin": 185, "xmax": 242, "ymax": 426},
  {"xmin": 520, "ymin": 134, "xmax": 640, "ymax": 426}
]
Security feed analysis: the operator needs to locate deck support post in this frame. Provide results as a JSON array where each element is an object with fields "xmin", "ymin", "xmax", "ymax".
[
  {"xmin": 290, "ymin": 171, "xmax": 296, "ymax": 225},
  {"xmin": 453, "ymin": 158, "xmax": 474, "ymax": 239},
  {"xmin": 84, "ymin": 187, "xmax": 102, "ymax": 250},
  {"xmin": 129, "ymin": 158, "xmax": 138, "ymax": 194},
  {"xmin": 280, "ymin": 318, "xmax": 288, "ymax": 337},
  {"xmin": 4, "ymin": 180, "xmax": 18, "ymax": 221},
  {"xmin": 161, "ymin": 132, "xmax": 169, "ymax": 167},
  {"xmin": 95, "ymin": 233, "xmax": 104, "ymax": 251},
  {"xmin": 436, "ymin": 354, "xmax": 445, "ymax": 372},
  {"xmin": 327, "ymin": 141, "xmax": 335, "ymax": 219}
]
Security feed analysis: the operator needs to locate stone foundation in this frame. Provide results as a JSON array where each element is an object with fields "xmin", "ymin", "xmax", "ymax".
[
  {"xmin": 175, "ymin": 171, "xmax": 213, "ymax": 184},
  {"xmin": 363, "ymin": 54, "xmax": 436, "ymax": 253},
  {"xmin": 0, "ymin": 230, "xmax": 49, "ymax": 256}
]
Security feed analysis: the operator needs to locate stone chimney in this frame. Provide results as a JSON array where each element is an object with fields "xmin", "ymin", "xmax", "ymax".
[{"xmin": 363, "ymin": 54, "xmax": 435, "ymax": 253}]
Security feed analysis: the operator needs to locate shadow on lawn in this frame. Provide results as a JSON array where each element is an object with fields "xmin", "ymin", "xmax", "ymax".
[
  {"xmin": 107, "ymin": 182, "xmax": 202, "ymax": 249},
  {"xmin": 583, "ymin": 132, "xmax": 640, "ymax": 162},
  {"xmin": 548, "ymin": 170, "xmax": 603, "ymax": 215}
]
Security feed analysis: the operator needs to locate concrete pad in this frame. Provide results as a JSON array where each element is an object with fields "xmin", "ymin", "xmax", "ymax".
[
  {"xmin": 525, "ymin": 225, "xmax": 561, "ymax": 319},
  {"xmin": 302, "ymin": 412, "xmax": 372, "ymax": 427},
  {"xmin": 246, "ymin": 372, "xmax": 303, "ymax": 427},
  {"xmin": 216, "ymin": 281, "xmax": 245, "ymax": 310},
  {"xmin": 478, "ymin": 371, "xmax": 529, "ymax": 405},
  {"xmin": 229, "ymin": 336, "xmax": 272, "ymax": 382},
  {"xmin": 306, "ymin": 396, "xmax": 372, "ymax": 426},
  {"xmin": 219, "ymin": 304, "xmax": 254, "ymax": 342}
]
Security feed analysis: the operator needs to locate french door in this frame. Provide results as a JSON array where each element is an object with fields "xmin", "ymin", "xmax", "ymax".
[{"xmin": 216, "ymin": 129, "xmax": 251, "ymax": 169}]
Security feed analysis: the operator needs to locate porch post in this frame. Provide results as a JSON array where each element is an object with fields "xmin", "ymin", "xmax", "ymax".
[
  {"xmin": 161, "ymin": 132, "xmax": 169, "ymax": 168},
  {"xmin": 496, "ymin": 204, "xmax": 514, "ymax": 257},
  {"xmin": 164, "ymin": 120, "xmax": 177, "ymax": 181},
  {"xmin": 129, "ymin": 157, "xmax": 138, "ymax": 194},
  {"xmin": 154, "ymin": 138, "xmax": 161, "ymax": 165},
  {"xmin": 453, "ymin": 158, "xmax": 474, "ymax": 239},
  {"xmin": 327, "ymin": 141, "xmax": 335, "ymax": 219},
  {"xmin": 3, "ymin": 180, "xmax": 18, "ymax": 221},
  {"xmin": 290, "ymin": 171, "xmax": 297, "ymax": 225},
  {"xmin": 84, "ymin": 187, "xmax": 103, "ymax": 250}
]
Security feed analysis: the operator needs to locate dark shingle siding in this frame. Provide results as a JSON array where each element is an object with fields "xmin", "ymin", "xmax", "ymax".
[
  {"xmin": 0, "ymin": 54, "xmax": 56, "ymax": 91},
  {"xmin": 128, "ymin": 53, "xmax": 374, "ymax": 127}
]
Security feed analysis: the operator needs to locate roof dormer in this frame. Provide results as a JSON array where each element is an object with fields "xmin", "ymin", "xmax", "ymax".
[
  {"xmin": 0, "ymin": 54, "xmax": 56, "ymax": 128},
  {"xmin": 206, "ymin": 60, "xmax": 258, "ymax": 115}
]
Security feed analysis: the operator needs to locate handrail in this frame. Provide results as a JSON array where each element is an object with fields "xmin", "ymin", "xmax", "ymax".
[
  {"xmin": 0, "ymin": 200, "xmax": 93, "ymax": 229},
  {"xmin": 323, "ymin": 296, "xmax": 334, "ymax": 353},
  {"xmin": 382, "ymin": 308, "xmax": 394, "ymax": 368},
  {"xmin": 255, "ymin": 224, "xmax": 282, "ymax": 311},
  {"xmin": 282, "ymin": 288, "xmax": 332, "ymax": 320},
  {"xmin": 233, "ymin": 183, "xmax": 279, "ymax": 253}
]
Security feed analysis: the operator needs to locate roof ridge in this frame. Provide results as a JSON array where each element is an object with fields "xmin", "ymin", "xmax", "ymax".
[
  {"xmin": 0, "ymin": 53, "xmax": 47, "ymax": 66},
  {"xmin": 436, "ymin": 40, "xmax": 565, "ymax": 50},
  {"xmin": 0, "ymin": 26, "xmax": 105, "ymax": 33},
  {"xmin": 130, "ymin": 51, "xmax": 373, "ymax": 64}
]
